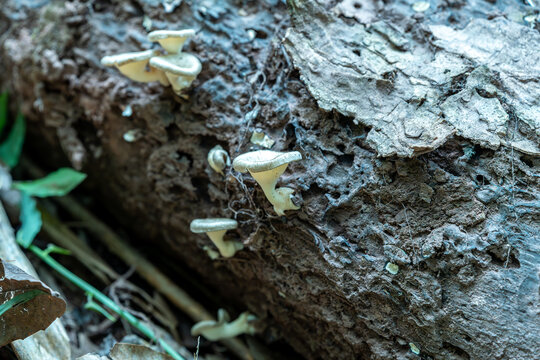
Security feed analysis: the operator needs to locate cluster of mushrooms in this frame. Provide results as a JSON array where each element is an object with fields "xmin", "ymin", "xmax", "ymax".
[
  {"xmin": 101, "ymin": 29, "xmax": 201, "ymax": 94},
  {"xmin": 188, "ymin": 149, "xmax": 302, "ymax": 340},
  {"xmin": 101, "ymin": 30, "xmax": 303, "ymax": 343}
]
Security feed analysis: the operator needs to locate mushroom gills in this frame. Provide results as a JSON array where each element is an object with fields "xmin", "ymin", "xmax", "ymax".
[
  {"xmin": 101, "ymin": 50, "xmax": 168, "ymax": 84},
  {"xmin": 119, "ymin": 61, "xmax": 169, "ymax": 85}
]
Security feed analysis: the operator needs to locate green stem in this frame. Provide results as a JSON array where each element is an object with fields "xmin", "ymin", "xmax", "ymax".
[{"xmin": 28, "ymin": 244, "xmax": 186, "ymax": 360}]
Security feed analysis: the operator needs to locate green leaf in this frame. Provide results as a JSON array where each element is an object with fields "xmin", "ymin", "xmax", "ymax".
[
  {"xmin": 16, "ymin": 193, "xmax": 42, "ymax": 248},
  {"xmin": 0, "ymin": 112, "xmax": 25, "ymax": 168},
  {"xmin": 0, "ymin": 92, "xmax": 7, "ymax": 136},
  {"xmin": 13, "ymin": 168, "xmax": 87, "ymax": 197},
  {"xmin": 0, "ymin": 289, "xmax": 46, "ymax": 317}
]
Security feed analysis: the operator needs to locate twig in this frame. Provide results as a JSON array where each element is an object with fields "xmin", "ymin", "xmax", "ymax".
[{"xmin": 194, "ymin": 337, "xmax": 200, "ymax": 360}]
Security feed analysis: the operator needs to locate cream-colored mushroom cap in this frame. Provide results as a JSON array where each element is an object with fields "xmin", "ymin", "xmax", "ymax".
[
  {"xmin": 149, "ymin": 53, "xmax": 202, "ymax": 93},
  {"xmin": 233, "ymin": 150, "xmax": 302, "ymax": 173},
  {"xmin": 190, "ymin": 218, "xmax": 238, "ymax": 233},
  {"xmin": 149, "ymin": 53, "xmax": 202, "ymax": 76},
  {"xmin": 208, "ymin": 145, "xmax": 231, "ymax": 174},
  {"xmin": 191, "ymin": 319, "xmax": 219, "ymax": 336},
  {"xmin": 191, "ymin": 309, "xmax": 257, "ymax": 341},
  {"xmin": 101, "ymin": 50, "xmax": 156, "ymax": 67},
  {"xmin": 100, "ymin": 50, "xmax": 168, "ymax": 84},
  {"xmin": 233, "ymin": 150, "xmax": 302, "ymax": 216},
  {"xmin": 147, "ymin": 29, "xmax": 196, "ymax": 54},
  {"xmin": 191, "ymin": 309, "xmax": 228, "ymax": 335}
]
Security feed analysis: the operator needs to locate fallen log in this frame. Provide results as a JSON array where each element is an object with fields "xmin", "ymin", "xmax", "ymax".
[{"xmin": 1, "ymin": 0, "xmax": 539, "ymax": 359}]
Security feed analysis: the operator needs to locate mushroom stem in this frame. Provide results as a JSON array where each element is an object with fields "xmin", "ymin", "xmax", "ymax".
[
  {"xmin": 165, "ymin": 73, "xmax": 197, "ymax": 94},
  {"xmin": 206, "ymin": 230, "xmax": 243, "ymax": 258},
  {"xmin": 249, "ymin": 164, "xmax": 299, "ymax": 216}
]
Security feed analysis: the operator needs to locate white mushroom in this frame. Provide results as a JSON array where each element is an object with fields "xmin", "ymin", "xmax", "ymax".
[
  {"xmin": 147, "ymin": 29, "xmax": 196, "ymax": 54},
  {"xmin": 232, "ymin": 150, "xmax": 302, "ymax": 216},
  {"xmin": 100, "ymin": 50, "xmax": 169, "ymax": 85},
  {"xmin": 202, "ymin": 245, "xmax": 220, "ymax": 260},
  {"xmin": 190, "ymin": 218, "xmax": 243, "ymax": 258},
  {"xmin": 250, "ymin": 130, "xmax": 275, "ymax": 148},
  {"xmin": 191, "ymin": 309, "xmax": 257, "ymax": 341},
  {"xmin": 149, "ymin": 53, "xmax": 202, "ymax": 94},
  {"xmin": 207, "ymin": 145, "xmax": 231, "ymax": 175}
]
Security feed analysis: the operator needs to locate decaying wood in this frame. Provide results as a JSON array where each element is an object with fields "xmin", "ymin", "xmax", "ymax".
[{"xmin": 1, "ymin": 0, "xmax": 539, "ymax": 359}]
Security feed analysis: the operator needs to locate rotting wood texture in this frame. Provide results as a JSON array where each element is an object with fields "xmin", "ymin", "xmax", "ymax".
[{"xmin": 1, "ymin": 0, "xmax": 539, "ymax": 359}]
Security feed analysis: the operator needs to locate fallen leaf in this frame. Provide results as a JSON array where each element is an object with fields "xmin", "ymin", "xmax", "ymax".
[
  {"xmin": 110, "ymin": 343, "xmax": 175, "ymax": 360},
  {"xmin": 0, "ymin": 259, "xmax": 66, "ymax": 346}
]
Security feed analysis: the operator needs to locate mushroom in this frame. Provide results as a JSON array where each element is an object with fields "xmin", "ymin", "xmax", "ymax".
[
  {"xmin": 191, "ymin": 309, "xmax": 257, "ymax": 341},
  {"xmin": 207, "ymin": 145, "xmax": 231, "ymax": 175},
  {"xmin": 147, "ymin": 29, "xmax": 196, "ymax": 54},
  {"xmin": 149, "ymin": 53, "xmax": 202, "ymax": 94},
  {"xmin": 100, "ymin": 50, "xmax": 169, "ymax": 85},
  {"xmin": 202, "ymin": 245, "xmax": 220, "ymax": 260},
  {"xmin": 190, "ymin": 218, "xmax": 243, "ymax": 258},
  {"xmin": 232, "ymin": 150, "xmax": 302, "ymax": 216}
]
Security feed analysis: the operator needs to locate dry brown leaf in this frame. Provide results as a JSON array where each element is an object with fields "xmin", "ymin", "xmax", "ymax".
[
  {"xmin": 0, "ymin": 259, "xmax": 66, "ymax": 346},
  {"xmin": 109, "ymin": 343, "xmax": 175, "ymax": 360}
]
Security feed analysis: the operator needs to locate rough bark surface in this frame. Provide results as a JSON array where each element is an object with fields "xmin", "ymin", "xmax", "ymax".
[{"xmin": 1, "ymin": 1, "xmax": 539, "ymax": 359}]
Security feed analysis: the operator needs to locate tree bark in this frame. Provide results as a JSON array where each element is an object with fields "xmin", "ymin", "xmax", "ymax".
[{"xmin": 1, "ymin": 0, "xmax": 539, "ymax": 359}]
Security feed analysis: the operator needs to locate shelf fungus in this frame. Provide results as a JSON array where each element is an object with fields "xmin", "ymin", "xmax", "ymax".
[
  {"xmin": 147, "ymin": 29, "xmax": 196, "ymax": 54},
  {"xmin": 207, "ymin": 145, "xmax": 231, "ymax": 175},
  {"xmin": 149, "ymin": 54, "xmax": 201, "ymax": 95},
  {"xmin": 190, "ymin": 218, "xmax": 243, "ymax": 258},
  {"xmin": 233, "ymin": 150, "xmax": 302, "ymax": 216},
  {"xmin": 100, "ymin": 50, "xmax": 169, "ymax": 85},
  {"xmin": 191, "ymin": 309, "xmax": 257, "ymax": 341},
  {"xmin": 100, "ymin": 29, "xmax": 201, "ymax": 94}
]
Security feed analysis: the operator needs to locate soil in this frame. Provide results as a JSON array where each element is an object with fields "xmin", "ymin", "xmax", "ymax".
[{"xmin": 1, "ymin": 0, "xmax": 539, "ymax": 359}]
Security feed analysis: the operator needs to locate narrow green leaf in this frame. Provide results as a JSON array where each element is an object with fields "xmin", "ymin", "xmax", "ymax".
[
  {"xmin": 13, "ymin": 168, "xmax": 87, "ymax": 197},
  {"xmin": 0, "ymin": 92, "xmax": 7, "ymax": 136},
  {"xmin": 0, "ymin": 112, "xmax": 25, "ymax": 168},
  {"xmin": 0, "ymin": 289, "xmax": 46, "ymax": 317},
  {"xmin": 16, "ymin": 193, "xmax": 42, "ymax": 248}
]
